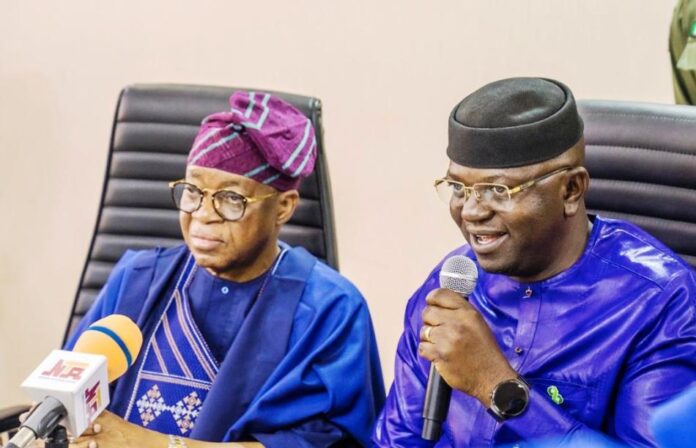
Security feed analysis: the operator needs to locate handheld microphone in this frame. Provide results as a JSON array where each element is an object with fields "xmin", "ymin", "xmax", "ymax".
[
  {"xmin": 7, "ymin": 314, "xmax": 143, "ymax": 448},
  {"xmin": 422, "ymin": 255, "xmax": 478, "ymax": 441}
]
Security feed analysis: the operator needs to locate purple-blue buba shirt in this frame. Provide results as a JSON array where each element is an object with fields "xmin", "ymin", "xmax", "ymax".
[{"xmin": 373, "ymin": 216, "xmax": 696, "ymax": 447}]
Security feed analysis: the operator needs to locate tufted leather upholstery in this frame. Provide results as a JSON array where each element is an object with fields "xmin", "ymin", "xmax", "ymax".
[
  {"xmin": 579, "ymin": 100, "xmax": 696, "ymax": 269},
  {"xmin": 62, "ymin": 84, "xmax": 338, "ymax": 344}
]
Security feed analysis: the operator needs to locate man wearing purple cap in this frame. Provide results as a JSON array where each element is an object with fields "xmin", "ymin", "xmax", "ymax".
[{"xmin": 66, "ymin": 92, "xmax": 385, "ymax": 448}]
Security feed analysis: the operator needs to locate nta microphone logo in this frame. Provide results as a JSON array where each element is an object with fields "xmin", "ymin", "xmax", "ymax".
[
  {"xmin": 41, "ymin": 359, "xmax": 89, "ymax": 381},
  {"xmin": 84, "ymin": 380, "xmax": 102, "ymax": 418}
]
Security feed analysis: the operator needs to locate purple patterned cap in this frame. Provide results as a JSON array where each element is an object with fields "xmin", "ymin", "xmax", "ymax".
[{"xmin": 187, "ymin": 91, "xmax": 317, "ymax": 191}]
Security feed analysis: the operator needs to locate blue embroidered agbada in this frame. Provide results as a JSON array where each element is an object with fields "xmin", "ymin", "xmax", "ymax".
[
  {"xmin": 67, "ymin": 243, "xmax": 385, "ymax": 447},
  {"xmin": 373, "ymin": 216, "xmax": 696, "ymax": 447}
]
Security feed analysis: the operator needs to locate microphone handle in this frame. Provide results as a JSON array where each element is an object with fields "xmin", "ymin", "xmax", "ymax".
[
  {"xmin": 422, "ymin": 364, "xmax": 452, "ymax": 440},
  {"xmin": 7, "ymin": 396, "xmax": 66, "ymax": 448},
  {"xmin": 5, "ymin": 426, "xmax": 35, "ymax": 448}
]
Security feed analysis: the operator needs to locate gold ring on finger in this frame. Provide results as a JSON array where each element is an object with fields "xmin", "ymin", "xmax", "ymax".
[{"xmin": 424, "ymin": 325, "xmax": 434, "ymax": 343}]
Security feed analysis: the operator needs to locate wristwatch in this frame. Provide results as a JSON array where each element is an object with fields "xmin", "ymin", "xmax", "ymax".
[{"xmin": 487, "ymin": 376, "xmax": 530, "ymax": 421}]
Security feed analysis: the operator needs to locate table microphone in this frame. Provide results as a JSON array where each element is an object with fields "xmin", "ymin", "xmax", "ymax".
[{"xmin": 7, "ymin": 314, "xmax": 143, "ymax": 448}]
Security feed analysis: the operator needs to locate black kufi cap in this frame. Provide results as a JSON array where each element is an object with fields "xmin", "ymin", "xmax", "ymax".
[{"xmin": 447, "ymin": 77, "xmax": 584, "ymax": 168}]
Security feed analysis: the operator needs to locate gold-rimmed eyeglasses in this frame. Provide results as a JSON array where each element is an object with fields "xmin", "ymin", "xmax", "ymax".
[
  {"xmin": 433, "ymin": 166, "xmax": 572, "ymax": 210},
  {"xmin": 169, "ymin": 180, "xmax": 277, "ymax": 222}
]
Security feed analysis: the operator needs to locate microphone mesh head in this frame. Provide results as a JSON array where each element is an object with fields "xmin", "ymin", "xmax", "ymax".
[
  {"xmin": 73, "ymin": 314, "xmax": 143, "ymax": 383},
  {"xmin": 439, "ymin": 255, "xmax": 478, "ymax": 296}
]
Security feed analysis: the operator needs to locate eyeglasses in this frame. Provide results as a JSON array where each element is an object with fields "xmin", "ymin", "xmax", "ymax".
[
  {"xmin": 168, "ymin": 180, "xmax": 276, "ymax": 222},
  {"xmin": 433, "ymin": 166, "xmax": 572, "ymax": 210}
]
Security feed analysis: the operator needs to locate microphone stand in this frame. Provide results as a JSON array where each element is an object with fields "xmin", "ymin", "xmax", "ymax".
[{"xmin": 45, "ymin": 425, "xmax": 68, "ymax": 448}]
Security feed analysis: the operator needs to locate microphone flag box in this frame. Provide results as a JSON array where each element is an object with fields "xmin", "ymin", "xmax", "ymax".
[{"xmin": 21, "ymin": 349, "xmax": 110, "ymax": 436}]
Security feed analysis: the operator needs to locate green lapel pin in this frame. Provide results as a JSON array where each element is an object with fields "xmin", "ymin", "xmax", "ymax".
[{"xmin": 547, "ymin": 385, "xmax": 564, "ymax": 405}]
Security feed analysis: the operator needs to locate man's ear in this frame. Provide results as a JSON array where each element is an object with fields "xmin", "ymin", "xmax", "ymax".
[
  {"xmin": 276, "ymin": 190, "xmax": 299, "ymax": 226},
  {"xmin": 563, "ymin": 167, "xmax": 589, "ymax": 217}
]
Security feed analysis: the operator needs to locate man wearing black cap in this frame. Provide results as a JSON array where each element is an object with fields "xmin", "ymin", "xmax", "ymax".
[{"xmin": 373, "ymin": 78, "xmax": 696, "ymax": 446}]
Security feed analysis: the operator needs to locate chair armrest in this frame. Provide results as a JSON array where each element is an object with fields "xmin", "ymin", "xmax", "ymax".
[{"xmin": 0, "ymin": 404, "xmax": 31, "ymax": 434}]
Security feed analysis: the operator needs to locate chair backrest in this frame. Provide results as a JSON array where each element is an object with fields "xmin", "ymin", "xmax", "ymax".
[
  {"xmin": 63, "ymin": 84, "xmax": 338, "ymax": 344},
  {"xmin": 578, "ymin": 100, "xmax": 696, "ymax": 269}
]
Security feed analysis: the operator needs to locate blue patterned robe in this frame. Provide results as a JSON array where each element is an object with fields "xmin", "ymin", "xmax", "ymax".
[{"xmin": 67, "ymin": 243, "xmax": 385, "ymax": 447}]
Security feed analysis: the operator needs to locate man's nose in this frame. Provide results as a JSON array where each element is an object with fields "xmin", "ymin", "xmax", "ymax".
[
  {"xmin": 192, "ymin": 194, "xmax": 222, "ymax": 222},
  {"xmin": 459, "ymin": 193, "xmax": 492, "ymax": 222}
]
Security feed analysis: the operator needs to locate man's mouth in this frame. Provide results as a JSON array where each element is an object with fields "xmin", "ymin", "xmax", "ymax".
[
  {"xmin": 469, "ymin": 231, "xmax": 508, "ymax": 254},
  {"xmin": 190, "ymin": 234, "xmax": 224, "ymax": 250}
]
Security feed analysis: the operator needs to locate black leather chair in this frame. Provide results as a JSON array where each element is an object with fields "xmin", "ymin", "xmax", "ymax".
[
  {"xmin": 0, "ymin": 84, "xmax": 338, "ymax": 438},
  {"xmin": 578, "ymin": 100, "xmax": 696, "ymax": 269}
]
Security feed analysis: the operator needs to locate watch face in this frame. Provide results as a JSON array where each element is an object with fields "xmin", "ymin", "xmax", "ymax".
[{"xmin": 494, "ymin": 381, "xmax": 529, "ymax": 416}]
